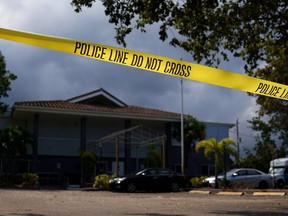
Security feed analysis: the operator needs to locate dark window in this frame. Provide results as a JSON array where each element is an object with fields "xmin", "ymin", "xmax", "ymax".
[
  {"xmin": 247, "ymin": 170, "xmax": 261, "ymax": 175},
  {"xmin": 201, "ymin": 165, "xmax": 209, "ymax": 176},
  {"xmin": 236, "ymin": 170, "xmax": 247, "ymax": 176},
  {"xmin": 143, "ymin": 169, "xmax": 158, "ymax": 176},
  {"xmin": 201, "ymin": 165, "xmax": 215, "ymax": 176},
  {"xmin": 159, "ymin": 169, "xmax": 172, "ymax": 175}
]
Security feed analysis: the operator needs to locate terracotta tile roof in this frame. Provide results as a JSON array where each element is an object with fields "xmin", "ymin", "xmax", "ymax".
[{"xmin": 13, "ymin": 100, "xmax": 181, "ymax": 120}]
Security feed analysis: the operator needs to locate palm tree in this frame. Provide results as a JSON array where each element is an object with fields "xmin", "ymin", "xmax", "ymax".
[{"xmin": 195, "ymin": 138, "xmax": 238, "ymax": 188}]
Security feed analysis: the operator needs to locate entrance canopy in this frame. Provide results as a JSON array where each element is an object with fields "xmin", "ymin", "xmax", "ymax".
[
  {"xmin": 91, "ymin": 125, "xmax": 166, "ymax": 150},
  {"xmin": 90, "ymin": 125, "xmax": 167, "ymax": 175}
]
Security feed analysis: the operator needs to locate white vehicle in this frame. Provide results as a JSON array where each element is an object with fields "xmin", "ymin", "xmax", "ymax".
[
  {"xmin": 269, "ymin": 158, "xmax": 288, "ymax": 188},
  {"xmin": 202, "ymin": 168, "xmax": 272, "ymax": 189}
]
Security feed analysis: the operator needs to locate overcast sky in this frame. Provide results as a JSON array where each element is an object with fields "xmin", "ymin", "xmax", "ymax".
[{"xmin": 0, "ymin": 0, "xmax": 259, "ymax": 155}]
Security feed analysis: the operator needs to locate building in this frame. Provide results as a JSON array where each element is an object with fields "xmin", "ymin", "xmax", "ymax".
[{"xmin": 0, "ymin": 88, "xmax": 234, "ymax": 186}]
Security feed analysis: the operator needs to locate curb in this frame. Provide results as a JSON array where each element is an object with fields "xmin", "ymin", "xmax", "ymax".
[
  {"xmin": 217, "ymin": 191, "xmax": 244, "ymax": 196},
  {"xmin": 253, "ymin": 192, "xmax": 287, "ymax": 196},
  {"xmin": 188, "ymin": 189, "xmax": 288, "ymax": 196},
  {"xmin": 189, "ymin": 190, "xmax": 211, "ymax": 195}
]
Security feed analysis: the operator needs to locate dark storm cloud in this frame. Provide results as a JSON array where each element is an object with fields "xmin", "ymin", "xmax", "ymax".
[{"xmin": 0, "ymin": 0, "xmax": 258, "ymax": 153}]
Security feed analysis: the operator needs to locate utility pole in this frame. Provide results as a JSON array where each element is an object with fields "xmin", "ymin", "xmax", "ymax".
[
  {"xmin": 236, "ymin": 118, "xmax": 240, "ymax": 167},
  {"xmin": 180, "ymin": 79, "xmax": 184, "ymax": 175},
  {"xmin": 115, "ymin": 137, "xmax": 119, "ymax": 177}
]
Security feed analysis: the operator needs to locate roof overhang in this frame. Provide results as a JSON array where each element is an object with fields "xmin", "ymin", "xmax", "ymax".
[{"xmin": 12, "ymin": 105, "xmax": 181, "ymax": 122}]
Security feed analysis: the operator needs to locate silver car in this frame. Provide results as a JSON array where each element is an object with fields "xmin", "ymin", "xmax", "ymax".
[{"xmin": 203, "ymin": 168, "xmax": 272, "ymax": 189}]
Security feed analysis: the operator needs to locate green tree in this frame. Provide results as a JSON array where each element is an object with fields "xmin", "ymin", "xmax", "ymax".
[
  {"xmin": 145, "ymin": 144, "xmax": 162, "ymax": 168},
  {"xmin": 238, "ymin": 135, "xmax": 286, "ymax": 172},
  {"xmin": 195, "ymin": 137, "xmax": 237, "ymax": 188},
  {"xmin": 0, "ymin": 126, "xmax": 35, "ymax": 184},
  {"xmin": 248, "ymin": 109, "xmax": 288, "ymax": 159},
  {"xmin": 71, "ymin": 0, "xmax": 286, "ymax": 67},
  {"xmin": 172, "ymin": 115, "xmax": 206, "ymax": 175},
  {"xmin": 0, "ymin": 51, "xmax": 17, "ymax": 113},
  {"xmin": 0, "ymin": 126, "xmax": 35, "ymax": 160},
  {"xmin": 80, "ymin": 150, "xmax": 98, "ymax": 183},
  {"xmin": 71, "ymin": 1, "xmax": 288, "ymax": 153}
]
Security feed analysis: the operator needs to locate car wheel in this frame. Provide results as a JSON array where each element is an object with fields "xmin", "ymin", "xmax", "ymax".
[
  {"xmin": 170, "ymin": 182, "xmax": 180, "ymax": 192},
  {"xmin": 276, "ymin": 180, "xmax": 284, "ymax": 189},
  {"xmin": 126, "ymin": 183, "xmax": 136, "ymax": 193},
  {"xmin": 258, "ymin": 181, "xmax": 268, "ymax": 189}
]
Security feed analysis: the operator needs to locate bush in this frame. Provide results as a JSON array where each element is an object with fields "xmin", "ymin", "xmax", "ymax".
[
  {"xmin": 22, "ymin": 173, "xmax": 39, "ymax": 187},
  {"xmin": 190, "ymin": 176, "xmax": 206, "ymax": 188},
  {"xmin": 93, "ymin": 174, "xmax": 112, "ymax": 190}
]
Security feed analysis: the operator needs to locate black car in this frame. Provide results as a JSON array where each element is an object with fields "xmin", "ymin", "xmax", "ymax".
[{"xmin": 109, "ymin": 167, "xmax": 187, "ymax": 192}]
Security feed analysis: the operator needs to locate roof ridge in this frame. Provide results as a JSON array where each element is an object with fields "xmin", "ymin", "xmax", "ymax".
[
  {"xmin": 65, "ymin": 88, "xmax": 105, "ymax": 101},
  {"xmin": 65, "ymin": 88, "xmax": 127, "ymax": 107}
]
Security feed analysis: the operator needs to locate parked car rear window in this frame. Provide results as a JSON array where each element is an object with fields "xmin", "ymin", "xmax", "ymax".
[
  {"xmin": 236, "ymin": 170, "xmax": 247, "ymax": 176},
  {"xmin": 247, "ymin": 170, "xmax": 261, "ymax": 175},
  {"xmin": 159, "ymin": 169, "xmax": 172, "ymax": 175}
]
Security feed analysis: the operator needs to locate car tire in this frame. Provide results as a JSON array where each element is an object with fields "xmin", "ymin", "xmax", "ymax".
[
  {"xmin": 258, "ymin": 181, "xmax": 268, "ymax": 189},
  {"xmin": 126, "ymin": 183, "xmax": 136, "ymax": 193},
  {"xmin": 170, "ymin": 182, "xmax": 180, "ymax": 192}
]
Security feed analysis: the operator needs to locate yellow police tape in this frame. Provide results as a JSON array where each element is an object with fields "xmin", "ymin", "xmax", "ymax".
[{"xmin": 0, "ymin": 27, "xmax": 287, "ymax": 100}]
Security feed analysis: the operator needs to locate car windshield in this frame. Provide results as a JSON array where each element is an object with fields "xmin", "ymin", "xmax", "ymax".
[
  {"xmin": 127, "ymin": 170, "xmax": 143, "ymax": 176},
  {"xmin": 133, "ymin": 169, "xmax": 158, "ymax": 176},
  {"xmin": 226, "ymin": 169, "xmax": 239, "ymax": 176},
  {"xmin": 269, "ymin": 167, "xmax": 284, "ymax": 174}
]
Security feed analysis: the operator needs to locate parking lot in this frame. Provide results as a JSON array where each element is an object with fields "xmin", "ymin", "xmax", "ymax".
[{"xmin": 0, "ymin": 189, "xmax": 288, "ymax": 216}]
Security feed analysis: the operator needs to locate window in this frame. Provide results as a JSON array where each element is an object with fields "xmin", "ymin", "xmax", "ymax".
[
  {"xmin": 247, "ymin": 170, "xmax": 261, "ymax": 175},
  {"xmin": 201, "ymin": 165, "xmax": 215, "ymax": 176},
  {"xmin": 236, "ymin": 170, "xmax": 247, "ymax": 176},
  {"xmin": 143, "ymin": 169, "xmax": 158, "ymax": 176},
  {"xmin": 159, "ymin": 169, "xmax": 172, "ymax": 175}
]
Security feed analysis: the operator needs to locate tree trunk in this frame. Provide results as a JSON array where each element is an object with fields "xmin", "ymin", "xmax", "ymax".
[{"xmin": 214, "ymin": 156, "xmax": 219, "ymax": 188}]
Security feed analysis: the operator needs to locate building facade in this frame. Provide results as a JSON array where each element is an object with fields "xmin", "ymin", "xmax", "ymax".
[{"xmin": 0, "ymin": 88, "xmax": 234, "ymax": 186}]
